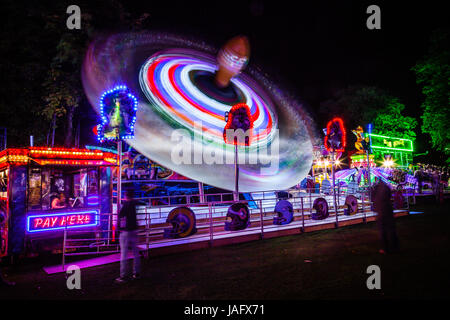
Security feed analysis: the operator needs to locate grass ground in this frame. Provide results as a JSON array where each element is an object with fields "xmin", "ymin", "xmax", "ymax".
[{"xmin": 0, "ymin": 200, "xmax": 449, "ymax": 300}]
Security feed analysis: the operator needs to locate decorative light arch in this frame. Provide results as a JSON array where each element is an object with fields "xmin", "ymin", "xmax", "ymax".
[{"xmin": 97, "ymin": 85, "xmax": 138, "ymax": 142}]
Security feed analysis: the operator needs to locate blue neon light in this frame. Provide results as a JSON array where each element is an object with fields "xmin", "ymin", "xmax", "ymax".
[
  {"xmin": 97, "ymin": 85, "xmax": 138, "ymax": 142},
  {"xmin": 87, "ymin": 195, "xmax": 100, "ymax": 206}
]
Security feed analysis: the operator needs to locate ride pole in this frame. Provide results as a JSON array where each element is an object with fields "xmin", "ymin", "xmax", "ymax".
[
  {"xmin": 117, "ymin": 139, "xmax": 122, "ymax": 214},
  {"xmin": 332, "ymin": 149, "xmax": 338, "ymax": 227},
  {"xmin": 234, "ymin": 141, "xmax": 239, "ymax": 201},
  {"xmin": 367, "ymin": 150, "xmax": 371, "ymax": 188}
]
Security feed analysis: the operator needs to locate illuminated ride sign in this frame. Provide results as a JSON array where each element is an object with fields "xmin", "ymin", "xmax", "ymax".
[
  {"xmin": 366, "ymin": 133, "xmax": 413, "ymax": 152},
  {"xmin": 350, "ymin": 154, "xmax": 376, "ymax": 168},
  {"xmin": 26, "ymin": 209, "xmax": 100, "ymax": 233}
]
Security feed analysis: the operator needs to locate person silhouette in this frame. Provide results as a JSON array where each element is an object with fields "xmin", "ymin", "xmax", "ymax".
[
  {"xmin": 371, "ymin": 179, "xmax": 399, "ymax": 254},
  {"xmin": 115, "ymin": 188, "xmax": 141, "ymax": 283}
]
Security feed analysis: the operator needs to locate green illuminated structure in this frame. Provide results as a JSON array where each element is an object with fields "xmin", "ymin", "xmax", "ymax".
[{"xmin": 365, "ymin": 133, "xmax": 414, "ymax": 168}]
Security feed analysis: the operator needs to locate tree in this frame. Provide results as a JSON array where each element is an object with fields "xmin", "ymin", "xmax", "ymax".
[
  {"xmin": 40, "ymin": 1, "xmax": 151, "ymax": 147},
  {"xmin": 0, "ymin": 1, "xmax": 57, "ymax": 147},
  {"xmin": 412, "ymin": 29, "xmax": 450, "ymax": 162},
  {"xmin": 371, "ymin": 98, "xmax": 418, "ymax": 140},
  {"xmin": 40, "ymin": 4, "xmax": 95, "ymax": 147},
  {"xmin": 318, "ymin": 85, "xmax": 417, "ymax": 141},
  {"xmin": 41, "ymin": 33, "xmax": 86, "ymax": 147}
]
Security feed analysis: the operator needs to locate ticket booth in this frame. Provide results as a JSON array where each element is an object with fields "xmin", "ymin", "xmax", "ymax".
[{"xmin": 0, "ymin": 147, "xmax": 117, "ymax": 257}]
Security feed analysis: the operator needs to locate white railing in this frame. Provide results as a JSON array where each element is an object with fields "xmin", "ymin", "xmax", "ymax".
[{"xmin": 57, "ymin": 185, "xmax": 409, "ymax": 270}]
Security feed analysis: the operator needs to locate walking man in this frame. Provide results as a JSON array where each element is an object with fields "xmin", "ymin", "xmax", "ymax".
[
  {"xmin": 115, "ymin": 188, "xmax": 141, "ymax": 283},
  {"xmin": 372, "ymin": 179, "xmax": 399, "ymax": 254}
]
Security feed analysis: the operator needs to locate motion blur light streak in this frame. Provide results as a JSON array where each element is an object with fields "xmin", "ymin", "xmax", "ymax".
[
  {"xmin": 82, "ymin": 32, "xmax": 315, "ymax": 192},
  {"xmin": 139, "ymin": 50, "xmax": 275, "ymax": 146}
]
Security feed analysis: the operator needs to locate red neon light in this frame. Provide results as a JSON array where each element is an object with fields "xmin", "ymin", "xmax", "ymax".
[
  {"xmin": 223, "ymin": 103, "xmax": 254, "ymax": 146},
  {"xmin": 324, "ymin": 117, "xmax": 346, "ymax": 152},
  {"xmin": 33, "ymin": 159, "xmax": 114, "ymax": 166},
  {"xmin": 29, "ymin": 147, "xmax": 107, "ymax": 159}
]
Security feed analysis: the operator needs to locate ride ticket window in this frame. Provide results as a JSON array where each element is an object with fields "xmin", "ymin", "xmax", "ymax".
[
  {"xmin": 87, "ymin": 169, "xmax": 99, "ymax": 206},
  {"xmin": 72, "ymin": 169, "xmax": 87, "ymax": 207},
  {"xmin": 27, "ymin": 167, "xmax": 100, "ymax": 211},
  {"xmin": 28, "ymin": 168, "xmax": 42, "ymax": 209}
]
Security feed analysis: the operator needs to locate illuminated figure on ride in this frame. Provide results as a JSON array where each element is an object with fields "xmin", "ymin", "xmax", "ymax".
[
  {"xmin": 352, "ymin": 126, "xmax": 365, "ymax": 154},
  {"xmin": 215, "ymin": 36, "xmax": 250, "ymax": 88},
  {"xmin": 312, "ymin": 197, "xmax": 329, "ymax": 220},
  {"xmin": 273, "ymin": 200, "xmax": 294, "ymax": 225},
  {"xmin": 224, "ymin": 202, "xmax": 250, "ymax": 231},
  {"xmin": 163, "ymin": 207, "xmax": 197, "ymax": 238}
]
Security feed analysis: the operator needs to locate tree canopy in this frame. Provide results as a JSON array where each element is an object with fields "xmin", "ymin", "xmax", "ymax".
[
  {"xmin": 0, "ymin": 0, "xmax": 151, "ymax": 148},
  {"xmin": 412, "ymin": 29, "xmax": 450, "ymax": 163},
  {"xmin": 318, "ymin": 85, "xmax": 418, "ymax": 144}
]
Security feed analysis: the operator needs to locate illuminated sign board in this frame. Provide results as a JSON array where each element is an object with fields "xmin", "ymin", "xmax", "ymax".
[
  {"xmin": 367, "ymin": 133, "xmax": 413, "ymax": 152},
  {"xmin": 350, "ymin": 154, "xmax": 376, "ymax": 168},
  {"xmin": 26, "ymin": 210, "xmax": 99, "ymax": 233}
]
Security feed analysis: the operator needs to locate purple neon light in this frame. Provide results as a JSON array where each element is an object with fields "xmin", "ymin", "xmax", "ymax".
[{"xmin": 26, "ymin": 209, "xmax": 100, "ymax": 233}]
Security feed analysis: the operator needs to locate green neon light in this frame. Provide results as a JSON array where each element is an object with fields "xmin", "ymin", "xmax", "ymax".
[
  {"xmin": 367, "ymin": 133, "xmax": 412, "ymax": 141},
  {"xmin": 366, "ymin": 133, "xmax": 413, "ymax": 152}
]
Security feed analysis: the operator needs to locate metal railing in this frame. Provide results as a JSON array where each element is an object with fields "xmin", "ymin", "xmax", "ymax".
[{"xmin": 56, "ymin": 184, "xmax": 409, "ymax": 271}]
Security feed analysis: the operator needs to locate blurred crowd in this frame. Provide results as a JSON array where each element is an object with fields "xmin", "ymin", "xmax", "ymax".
[{"xmin": 413, "ymin": 163, "xmax": 449, "ymax": 194}]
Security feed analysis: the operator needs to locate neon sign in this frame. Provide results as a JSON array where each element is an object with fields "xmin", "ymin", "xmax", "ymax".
[
  {"xmin": 367, "ymin": 133, "xmax": 413, "ymax": 152},
  {"xmin": 26, "ymin": 210, "xmax": 99, "ymax": 233},
  {"xmin": 350, "ymin": 154, "xmax": 376, "ymax": 168}
]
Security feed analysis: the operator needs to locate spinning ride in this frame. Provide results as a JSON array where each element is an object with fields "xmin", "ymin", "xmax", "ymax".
[{"xmin": 82, "ymin": 32, "xmax": 315, "ymax": 192}]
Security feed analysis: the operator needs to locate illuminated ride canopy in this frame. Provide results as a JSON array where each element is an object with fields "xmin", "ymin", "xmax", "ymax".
[{"xmin": 82, "ymin": 33, "xmax": 315, "ymax": 192}]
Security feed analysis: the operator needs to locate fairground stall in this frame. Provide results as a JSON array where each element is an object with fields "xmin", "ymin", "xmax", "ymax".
[{"xmin": 0, "ymin": 147, "xmax": 116, "ymax": 258}]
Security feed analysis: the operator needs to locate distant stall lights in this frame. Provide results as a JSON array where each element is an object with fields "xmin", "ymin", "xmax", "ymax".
[
  {"xmin": 315, "ymin": 159, "xmax": 341, "ymax": 167},
  {"xmin": 383, "ymin": 159, "xmax": 395, "ymax": 168}
]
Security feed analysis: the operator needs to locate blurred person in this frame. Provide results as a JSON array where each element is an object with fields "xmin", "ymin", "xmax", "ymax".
[
  {"xmin": 0, "ymin": 208, "xmax": 14, "ymax": 286},
  {"xmin": 432, "ymin": 169, "xmax": 440, "ymax": 202},
  {"xmin": 0, "ymin": 265, "xmax": 15, "ymax": 287},
  {"xmin": 51, "ymin": 193, "xmax": 67, "ymax": 209},
  {"xmin": 414, "ymin": 167, "xmax": 423, "ymax": 194},
  {"xmin": 371, "ymin": 179, "xmax": 399, "ymax": 254},
  {"xmin": 115, "ymin": 188, "xmax": 141, "ymax": 283}
]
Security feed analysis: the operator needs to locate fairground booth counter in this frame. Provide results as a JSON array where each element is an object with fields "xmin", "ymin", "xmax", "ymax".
[{"xmin": 0, "ymin": 147, "xmax": 117, "ymax": 258}]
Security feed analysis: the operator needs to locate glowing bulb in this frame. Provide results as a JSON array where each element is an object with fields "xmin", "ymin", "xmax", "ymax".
[{"xmin": 383, "ymin": 159, "xmax": 394, "ymax": 167}]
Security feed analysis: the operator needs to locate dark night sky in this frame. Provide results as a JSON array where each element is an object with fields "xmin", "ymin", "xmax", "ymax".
[
  {"xmin": 1, "ymin": 0, "xmax": 449, "ymax": 157},
  {"xmin": 119, "ymin": 0, "xmax": 449, "ymax": 154},
  {"xmin": 121, "ymin": 0, "xmax": 446, "ymax": 108}
]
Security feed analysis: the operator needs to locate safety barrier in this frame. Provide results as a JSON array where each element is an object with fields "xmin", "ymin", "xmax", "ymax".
[{"xmin": 56, "ymin": 185, "xmax": 409, "ymax": 271}]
